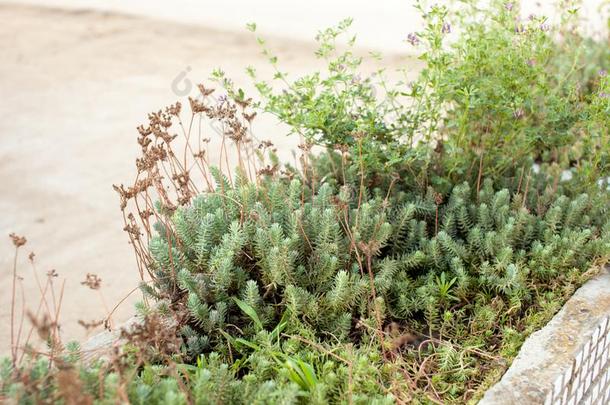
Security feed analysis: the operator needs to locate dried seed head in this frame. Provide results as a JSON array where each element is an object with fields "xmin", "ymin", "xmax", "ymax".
[
  {"xmin": 78, "ymin": 319, "xmax": 104, "ymax": 331},
  {"xmin": 258, "ymin": 140, "xmax": 275, "ymax": 149},
  {"xmin": 242, "ymin": 111, "xmax": 257, "ymax": 122},
  {"xmin": 189, "ymin": 96, "xmax": 209, "ymax": 114},
  {"xmin": 257, "ymin": 164, "xmax": 279, "ymax": 177},
  {"xmin": 197, "ymin": 83, "xmax": 215, "ymax": 97},
  {"xmin": 137, "ymin": 125, "xmax": 152, "ymax": 137},
  {"xmin": 235, "ymin": 97, "xmax": 252, "ymax": 109},
  {"xmin": 120, "ymin": 313, "xmax": 181, "ymax": 363},
  {"xmin": 27, "ymin": 311, "xmax": 56, "ymax": 341},
  {"xmin": 166, "ymin": 101, "xmax": 182, "ymax": 117},
  {"xmin": 81, "ymin": 273, "xmax": 102, "ymax": 290},
  {"xmin": 9, "ymin": 232, "xmax": 26, "ymax": 247}
]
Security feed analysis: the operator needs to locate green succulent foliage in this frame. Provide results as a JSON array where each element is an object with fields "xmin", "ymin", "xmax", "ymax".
[
  {"xmin": 2, "ymin": 339, "xmax": 395, "ymax": 404},
  {"xmin": 125, "ymin": 161, "xmax": 610, "ymax": 403},
  {"xmin": 147, "ymin": 164, "xmax": 610, "ymax": 355}
]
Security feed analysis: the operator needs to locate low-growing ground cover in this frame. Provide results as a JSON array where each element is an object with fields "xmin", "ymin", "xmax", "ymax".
[{"xmin": 2, "ymin": 1, "xmax": 609, "ymax": 404}]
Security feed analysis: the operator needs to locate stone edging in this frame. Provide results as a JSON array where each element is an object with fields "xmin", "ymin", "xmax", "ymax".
[
  {"xmin": 548, "ymin": 315, "xmax": 609, "ymax": 404},
  {"xmin": 480, "ymin": 266, "xmax": 610, "ymax": 404}
]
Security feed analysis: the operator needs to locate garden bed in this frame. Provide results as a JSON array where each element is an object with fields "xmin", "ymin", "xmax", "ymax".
[
  {"xmin": 81, "ymin": 265, "xmax": 610, "ymax": 404},
  {"xmin": 2, "ymin": 1, "xmax": 609, "ymax": 404}
]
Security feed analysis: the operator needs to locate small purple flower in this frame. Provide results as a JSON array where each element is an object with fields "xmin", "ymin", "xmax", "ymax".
[
  {"xmin": 528, "ymin": 14, "xmax": 536, "ymax": 21},
  {"xmin": 514, "ymin": 24, "xmax": 526, "ymax": 34},
  {"xmin": 600, "ymin": 92, "xmax": 608, "ymax": 99},
  {"xmin": 505, "ymin": 2, "xmax": 514, "ymax": 11},
  {"xmin": 217, "ymin": 95, "xmax": 228, "ymax": 104},
  {"xmin": 527, "ymin": 59, "xmax": 536, "ymax": 67},
  {"xmin": 540, "ymin": 24, "xmax": 550, "ymax": 32},
  {"xmin": 407, "ymin": 32, "xmax": 420, "ymax": 46},
  {"xmin": 442, "ymin": 22, "xmax": 451, "ymax": 34},
  {"xmin": 599, "ymin": 69, "xmax": 608, "ymax": 77},
  {"xmin": 513, "ymin": 107, "xmax": 525, "ymax": 120}
]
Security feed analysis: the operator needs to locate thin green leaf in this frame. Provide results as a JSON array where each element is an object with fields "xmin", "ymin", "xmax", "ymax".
[{"xmin": 233, "ymin": 297, "xmax": 263, "ymax": 331}]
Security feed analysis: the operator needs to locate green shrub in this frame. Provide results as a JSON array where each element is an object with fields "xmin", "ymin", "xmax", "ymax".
[{"xmin": 232, "ymin": 1, "xmax": 609, "ymax": 190}]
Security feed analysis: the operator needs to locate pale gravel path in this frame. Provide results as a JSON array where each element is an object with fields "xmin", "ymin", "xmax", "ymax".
[{"xmin": 2, "ymin": 0, "xmax": 608, "ymax": 52}]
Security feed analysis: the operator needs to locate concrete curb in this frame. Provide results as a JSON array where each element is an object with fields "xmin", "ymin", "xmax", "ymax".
[{"xmin": 480, "ymin": 266, "xmax": 610, "ymax": 404}]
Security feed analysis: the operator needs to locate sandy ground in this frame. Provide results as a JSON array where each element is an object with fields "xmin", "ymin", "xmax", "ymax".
[
  {"xmin": 0, "ymin": 4, "xmax": 415, "ymax": 356},
  {"xmin": 4, "ymin": 0, "xmax": 609, "ymax": 51}
]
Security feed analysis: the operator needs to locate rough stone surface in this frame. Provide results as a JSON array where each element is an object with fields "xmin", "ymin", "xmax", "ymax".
[
  {"xmin": 80, "ymin": 315, "xmax": 143, "ymax": 365},
  {"xmin": 80, "ymin": 313, "xmax": 178, "ymax": 364},
  {"xmin": 480, "ymin": 266, "xmax": 610, "ymax": 405}
]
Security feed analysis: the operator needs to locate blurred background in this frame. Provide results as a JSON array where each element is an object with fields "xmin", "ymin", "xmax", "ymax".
[{"xmin": 0, "ymin": 0, "xmax": 608, "ymax": 355}]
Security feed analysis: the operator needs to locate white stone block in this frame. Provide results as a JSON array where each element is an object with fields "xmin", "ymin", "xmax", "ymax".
[
  {"xmin": 584, "ymin": 371, "xmax": 592, "ymax": 392},
  {"xmin": 561, "ymin": 387, "xmax": 569, "ymax": 404},
  {"xmin": 592, "ymin": 360, "xmax": 600, "ymax": 381},
  {"xmin": 553, "ymin": 373, "xmax": 564, "ymax": 395},
  {"xmin": 591, "ymin": 382, "xmax": 600, "ymax": 400},
  {"xmin": 576, "ymin": 385, "xmax": 584, "ymax": 402},
  {"xmin": 575, "ymin": 349, "xmax": 585, "ymax": 369}
]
